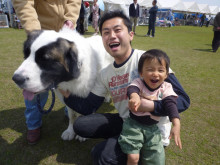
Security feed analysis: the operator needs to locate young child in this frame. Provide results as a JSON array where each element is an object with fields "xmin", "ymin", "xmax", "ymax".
[{"xmin": 118, "ymin": 49, "xmax": 182, "ymax": 165}]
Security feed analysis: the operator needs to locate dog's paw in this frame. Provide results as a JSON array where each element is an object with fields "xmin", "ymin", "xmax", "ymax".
[
  {"xmin": 75, "ymin": 135, "xmax": 87, "ymax": 142},
  {"xmin": 61, "ymin": 129, "xmax": 75, "ymax": 140}
]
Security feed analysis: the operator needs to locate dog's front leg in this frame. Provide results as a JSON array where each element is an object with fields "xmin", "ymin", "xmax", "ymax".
[
  {"xmin": 61, "ymin": 107, "xmax": 76, "ymax": 140},
  {"xmin": 61, "ymin": 107, "xmax": 87, "ymax": 142}
]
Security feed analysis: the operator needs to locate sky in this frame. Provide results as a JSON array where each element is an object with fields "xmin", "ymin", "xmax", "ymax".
[{"xmin": 182, "ymin": 0, "xmax": 220, "ymax": 7}]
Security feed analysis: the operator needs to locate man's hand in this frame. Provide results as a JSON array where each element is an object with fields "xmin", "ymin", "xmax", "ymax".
[
  {"xmin": 128, "ymin": 93, "xmax": 141, "ymax": 112},
  {"xmin": 63, "ymin": 20, "xmax": 74, "ymax": 30},
  {"xmin": 169, "ymin": 118, "xmax": 182, "ymax": 149},
  {"xmin": 59, "ymin": 89, "xmax": 70, "ymax": 98}
]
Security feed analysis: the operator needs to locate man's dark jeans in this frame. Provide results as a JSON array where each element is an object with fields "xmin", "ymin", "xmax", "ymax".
[{"xmin": 73, "ymin": 113, "xmax": 127, "ymax": 165}]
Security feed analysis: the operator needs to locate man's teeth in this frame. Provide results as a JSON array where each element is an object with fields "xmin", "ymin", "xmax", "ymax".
[{"xmin": 109, "ymin": 43, "xmax": 119, "ymax": 48}]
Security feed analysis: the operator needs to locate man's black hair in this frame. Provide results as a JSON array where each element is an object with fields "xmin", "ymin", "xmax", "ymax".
[
  {"xmin": 99, "ymin": 10, "xmax": 132, "ymax": 35},
  {"xmin": 138, "ymin": 49, "xmax": 170, "ymax": 74}
]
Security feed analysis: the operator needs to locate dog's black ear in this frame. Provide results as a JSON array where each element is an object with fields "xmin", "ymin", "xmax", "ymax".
[
  {"xmin": 64, "ymin": 41, "xmax": 81, "ymax": 79},
  {"xmin": 23, "ymin": 30, "xmax": 43, "ymax": 59}
]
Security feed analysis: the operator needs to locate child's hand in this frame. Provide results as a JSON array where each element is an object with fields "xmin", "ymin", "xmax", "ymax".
[
  {"xmin": 128, "ymin": 93, "xmax": 141, "ymax": 112},
  {"xmin": 59, "ymin": 89, "xmax": 70, "ymax": 98},
  {"xmin": 169, "ymin": 118, "xmax": 182, "ymax": 149},
  {"xmin": 143, "ymin": 95, "xmax": 157, "ymax": 100}
]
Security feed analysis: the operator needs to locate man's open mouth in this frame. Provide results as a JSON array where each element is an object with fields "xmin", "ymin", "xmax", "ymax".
[{"xmin": 109, "ymin": 42, "xmax": 120, "ymax": 48}]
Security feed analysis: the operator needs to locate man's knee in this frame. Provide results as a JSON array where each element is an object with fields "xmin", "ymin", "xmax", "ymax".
[{"xmin": 73, "ymin": 116, "xmax": 88, "ymax": 137}]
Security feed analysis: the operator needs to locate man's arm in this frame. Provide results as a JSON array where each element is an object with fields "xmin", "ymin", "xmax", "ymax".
[
  {"xmin": 154, "ymin": 73, "xmax": 190, "ymax": 116},
  {"xmin": 63, "ymin": 92, "xmax": 105, "ymax": 115},
  {"xmin": 12, "ymin": 0, "xmax": 41, "ymax": 32},
  {"xmin": 64, "ymin": 0, "xmax": 81, "ymax": 29},
  {"xmin": 138, "ymin": 73, "xmax": 190, "ymax": 116}
]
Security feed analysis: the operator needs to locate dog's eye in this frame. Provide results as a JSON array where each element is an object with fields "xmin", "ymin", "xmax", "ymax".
[{"xmin": 44, "ymin": 54, "xmax": 50, "ymax": 60}]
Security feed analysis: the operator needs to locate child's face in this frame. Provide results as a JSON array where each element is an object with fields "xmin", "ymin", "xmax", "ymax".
[{"xmin": 140, "ymin": 58, "xmax": 168, "ymax": 89}]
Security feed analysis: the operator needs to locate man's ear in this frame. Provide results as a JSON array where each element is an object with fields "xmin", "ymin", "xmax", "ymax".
[
  {"xmin": 64, "ymin": 42, "xmax": 81, "ymax": 79},
  {"xmin": 129, "ymin": 31, "xmax": 134, "ymax": 41}
]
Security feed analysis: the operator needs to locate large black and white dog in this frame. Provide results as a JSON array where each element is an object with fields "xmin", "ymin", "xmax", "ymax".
[{"xmin": 12, "ymin": 28, "xmax": 113, "ymax": 141}]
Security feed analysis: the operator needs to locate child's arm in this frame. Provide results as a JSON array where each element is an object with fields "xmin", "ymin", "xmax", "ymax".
[
  {"xmin": 163, "ymin": 96, "xmax": 182, "ymax": 149},
  {"xmin": 169, "ymin": 118, "xmax": 182, "ymax": 149}
]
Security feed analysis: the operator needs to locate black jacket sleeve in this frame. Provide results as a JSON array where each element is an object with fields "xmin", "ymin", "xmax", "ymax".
[
  {"xmin": 152, "ymin": 73, "xmax": 190, "ymax": 116},
  {"xmin": 162, "ymin": 96, "xmax": 180, "ymax": 121},
  {"xmin": 64, "ymin": 92, "xmax": 105, "ymax": 115}
]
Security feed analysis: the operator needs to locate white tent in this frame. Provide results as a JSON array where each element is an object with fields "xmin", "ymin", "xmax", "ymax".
[
  {"xmin": 84, "ymin": 0, "xmax": 162, "ymax": 8},
  {"xmin": 104, "ymin": 2, "xmax": 129, "ymax": 16},
  {"xmin": 172, "ymin": 1, "xmax": 187, "ymax": 12},
  {"xmin": 123, "ymin": 0, "xmax": 162, "ymax": 8},
  {"xmin": 198, "ymin": 4, "xmax": 210, "ymax": 14},
  {"xmin": 104, "ymin": 0, "xmax": 127, "ymax": 5},
  {"xmin": 209, "ymin": 6, "xmax": 219, "ymax": 15},
  {"xmin": 183, "ymin": 1, "xmax": 200, "ymax": 13},
  {"xmin": 157, "ymin": 0, "xmax": 180, "ymax": 9}
]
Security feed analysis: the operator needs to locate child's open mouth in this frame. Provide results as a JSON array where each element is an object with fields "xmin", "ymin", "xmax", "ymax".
[{"xmin": 150, "ymin": 79, "xmax": 159, "ymax": 83}]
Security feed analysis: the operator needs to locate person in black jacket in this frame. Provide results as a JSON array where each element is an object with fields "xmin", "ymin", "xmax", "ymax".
[
  {"xmin": 145, "ymin": 0, "xmax": 158, "ymax": 37},
  {"xmin": 200, "ymin": 14, "xmax": 206, "ymax": 27},
  {"xmin": 129, "ymin": 0, "xmax": 139, "ymax": 35},
  {"xmin": 212, "ymin": 12, "xmax": 220, "ymax": 52},
  {"xmin": 76, "ymin": 0, "xmax": 85, "ymax": 34}
]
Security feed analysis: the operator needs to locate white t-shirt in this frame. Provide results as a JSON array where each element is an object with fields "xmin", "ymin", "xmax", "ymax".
[{"xmin": 92, "ymin": 49, "xmax": 145, "ymax": 119}]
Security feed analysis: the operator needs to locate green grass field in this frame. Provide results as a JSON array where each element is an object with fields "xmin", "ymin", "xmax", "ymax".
[{"xmin": 0, "ymin": 26, "xmax": 219, "ymax": 165}]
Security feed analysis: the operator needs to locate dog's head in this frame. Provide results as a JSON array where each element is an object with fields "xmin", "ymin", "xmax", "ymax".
[{"xmin": 12, "ymin": 30, "xmax": 81, "ymax": 100}]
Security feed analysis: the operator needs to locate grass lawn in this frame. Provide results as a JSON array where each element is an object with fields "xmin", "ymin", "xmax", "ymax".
[{"xmin": 0, "ymin": 25, "xmax": 219, "ymax": 165}]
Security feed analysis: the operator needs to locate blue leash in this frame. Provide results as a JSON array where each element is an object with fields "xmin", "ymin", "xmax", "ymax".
[{"xmin": 37, "ymin": 89, "xmax": 55, "ymax": 114}]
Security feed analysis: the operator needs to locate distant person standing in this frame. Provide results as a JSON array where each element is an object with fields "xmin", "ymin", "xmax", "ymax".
[
  {"xmin": 145, "ymin": 0, "xmax": 158, "ymax": 37},
  {"xmin": 200, "ymin": 14, "xmax": 205, "ymax": 27},
  {"xmin": 206, "ymin": 15, "xmax": 212, "ymax": 27},
  {"xmin": 84, "ymin": 1, "xmax": 90, "ymax": 32},
  {"xmin": 212, "ymin": 12, "xmax": 220, "ymax": 53},
  {"xmin": 92, "ymin": 0, "xmax": 99, "ymax": 35},
  {"xmin": 129, "ymin": 0, "xmax": 139, "ymax": 35},
  {"xmin": 76, "ymin": 0, "xmax": 85, "ymax": 35}
]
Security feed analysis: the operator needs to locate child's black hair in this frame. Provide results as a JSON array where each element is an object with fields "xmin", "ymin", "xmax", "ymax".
[
  {"xmin": 138, "ymin": 49, "xmax": 170, "ymax": 74},
  {"xmin": 99, "ymin": 10, "xmax": 132, "ymax": 35}
]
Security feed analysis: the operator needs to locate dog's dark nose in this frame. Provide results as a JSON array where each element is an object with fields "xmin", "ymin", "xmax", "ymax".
[{"xmin": 12, "ymin": 74, "xmax": 27, "ymax": 86}]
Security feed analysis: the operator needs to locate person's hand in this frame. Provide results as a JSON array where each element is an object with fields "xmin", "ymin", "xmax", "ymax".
[
  {"xmin": 59, "ymin": 89, "xmax": 70, "ymax": 98},
  {"xmin": 63, "ymin": 20, "xmax": 74, "ymax": 30},
  {"xmin": 217, "ymin": 27, "xmax": 220, "ymax": 30},
  {"xmin": 142, "ymin": 95, "xmax": 157, "ymax": 100},
  {"xmin": 128, "ymin": 93, "xmax": 141, "ymax": 112},
  {"xmin": 169, "ymin": 118, "xmax": 182, "ymax": 149}
]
